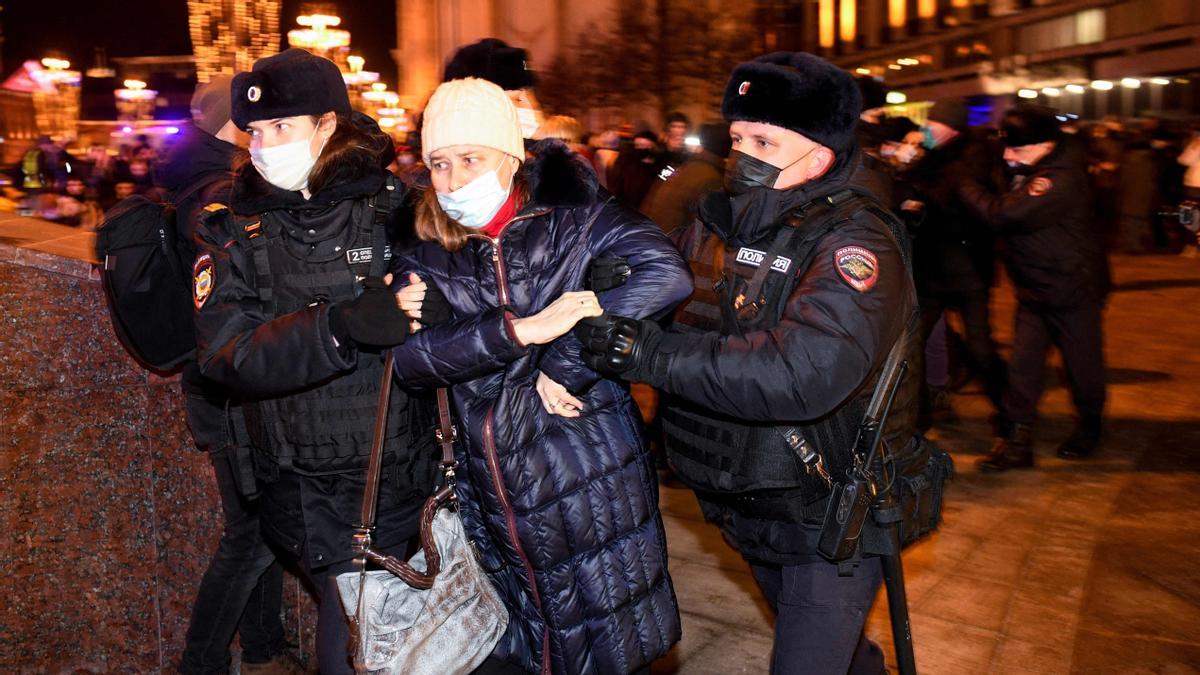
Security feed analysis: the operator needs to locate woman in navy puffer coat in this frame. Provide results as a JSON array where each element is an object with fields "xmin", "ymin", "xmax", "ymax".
[{"xmin": 390, "ymin": 79, "xmax": 689, "ymax": 674}]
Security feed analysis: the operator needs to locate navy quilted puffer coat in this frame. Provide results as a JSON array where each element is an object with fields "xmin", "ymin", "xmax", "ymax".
[{"xmin": 390, "ymin": 141, "xmax": 689, "ymax": 674}]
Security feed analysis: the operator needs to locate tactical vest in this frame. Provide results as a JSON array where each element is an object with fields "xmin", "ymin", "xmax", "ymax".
[
  {"xmin": 230, "ymin": 178, "xmax": 414, "ymax": 475},
  {"xmin": 663, "ymin": 190, "xmax": 910, "ymax": 523}
]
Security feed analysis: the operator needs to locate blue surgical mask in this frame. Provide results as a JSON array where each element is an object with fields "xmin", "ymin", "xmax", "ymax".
[
  {"xmin": 436, "ymin": 168, "xmax": 514, "ymax": 229},
  {"xmin": 921, "ymin": 126, "xmax": 937, "ymax": 150}
]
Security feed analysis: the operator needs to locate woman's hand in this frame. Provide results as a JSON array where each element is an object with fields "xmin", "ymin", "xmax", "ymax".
[
  {"xmin": 510, "ymin": 291, "xmax": 603, "ymax": 346},
  {"xmin": 397, "ymin": 273, "xmax": 454, "ymax": 333},
  {"xmin": 396, "ymin": 272, "xmax": 427, "ymax": 320},
  {"xmin": 536, "ymin": 371, "xmax": 584, "ymax": 418}
]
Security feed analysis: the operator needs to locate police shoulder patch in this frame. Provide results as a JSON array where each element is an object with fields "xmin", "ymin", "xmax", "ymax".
[
  {"xmin": 193, "ymin": 253, "xmax": 215, "ymax": 310},
  {"xmin": 1028, "ymin": 176, "xmax": 1053, "ymax": 197},
  {"xmin": 834, "ymin": 246, "xmax": 879, "ymax": 292}
]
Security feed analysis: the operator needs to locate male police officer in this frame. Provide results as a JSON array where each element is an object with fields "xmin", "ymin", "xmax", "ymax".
[
  {"xmin": 958, "ymin": 105, "xmax": 1108, "ymax": 469},
  {"xmin": 578, "ymin": 52, "xmax": 920, "ymax": 674}
]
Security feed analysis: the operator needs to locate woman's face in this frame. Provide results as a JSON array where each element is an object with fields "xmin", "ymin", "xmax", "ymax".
[
  {"xmin": 428, "ymin": 144, "xmax": 519, "ymax": 194},
  {"xmin": 245, "ymin": 113, "xmax": 334, "ymax": 155}
]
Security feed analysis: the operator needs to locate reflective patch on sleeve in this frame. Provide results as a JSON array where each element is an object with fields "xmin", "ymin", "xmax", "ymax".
[
  {"xmin": 193, "ymin": 253, "xmax": 215, "ymax": 310},
  {"xmin": 834, "ymin": 246, "xmax": 879, "ymax": 292},
  {"xmin": 1028, "ymin": 176, "xmax": 1053, "ymax": 197}
]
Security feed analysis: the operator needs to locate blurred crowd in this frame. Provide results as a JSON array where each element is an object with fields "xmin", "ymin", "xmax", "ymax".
[
  {"xmin": 4, "ymin": 133, "xmax": 163, "ymax": 227},
  {"xmin": 8, "ymin": 106, "xmax": 1198, "ymax": 256}
]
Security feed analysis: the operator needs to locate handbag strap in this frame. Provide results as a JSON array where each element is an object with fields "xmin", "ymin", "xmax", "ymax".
[
  {"xmin": 350, "ymin": 370, "xmax": 459, "ymax": 591},
  {"xmin": 355, "ymin": 351, "xmax": 395, "ymax": 541}
]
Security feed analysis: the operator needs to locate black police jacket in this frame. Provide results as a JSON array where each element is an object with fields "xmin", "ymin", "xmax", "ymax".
[
  {"xmin": 958, "ymin": 137, "xmax": 1109, "ymax": 308},
  {"xmin": 192, "ymin": 155, "xmax": 435, "ymax": 569},
  {"xmin": 655, "ymin": 152, "xmax": 919, "ymax": 563},
  {"xmin": 905, "ymin": 130, "xmax": 1001, "ymax": 295}
]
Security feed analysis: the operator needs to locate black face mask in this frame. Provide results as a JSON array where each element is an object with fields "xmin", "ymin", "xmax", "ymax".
[{"xmin": 723, "ymin": 148, "xmax": 813, "ymax": 196}]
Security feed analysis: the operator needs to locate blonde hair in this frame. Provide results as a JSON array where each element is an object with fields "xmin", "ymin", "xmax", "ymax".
[{"xmin": 532, "ymin": 115, "xmax": 583, "ymax": 144}]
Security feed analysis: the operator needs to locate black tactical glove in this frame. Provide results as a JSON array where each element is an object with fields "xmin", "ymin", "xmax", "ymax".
[
  {"xmin": 419, "ymin": 282, "xmax": 453, "ymax": 326},
  {"xmin": 586, "ymin": 256, "xmax": 632, "ymax": 292},
  {"xmin": 330, "ymin": 276, "xmax": 409, "ymax": 349},
  {"xmin": 574, "ymin": 313, "xmax": 664, "ymax": 383}
]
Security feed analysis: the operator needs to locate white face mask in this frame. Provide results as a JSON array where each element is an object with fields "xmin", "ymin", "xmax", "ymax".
[
  {"xmin": 437, "ymin": 167, "xmax": 514, "ymax": 229},
  {"xmin": 516, "ymin": 107, "xmax": 543, "ymax": 138},
  {"xmin": 250, "ymin": 125, "xmax": 321, "ymax": 192}
]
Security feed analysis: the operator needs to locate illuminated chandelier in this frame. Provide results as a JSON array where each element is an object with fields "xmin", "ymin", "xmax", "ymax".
[{"xmin": 287, "ymin": 7, "xmax": 350, "ymax": 52}]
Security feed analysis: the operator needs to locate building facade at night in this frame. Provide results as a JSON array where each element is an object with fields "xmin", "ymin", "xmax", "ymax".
[{"xmin": 763, "ymin": 0, "xmax": 1199, "ymax": 119}]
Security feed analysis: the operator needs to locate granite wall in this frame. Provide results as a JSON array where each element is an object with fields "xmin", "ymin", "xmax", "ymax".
[{"xmin": 0, "ymin": 244, "xmax": 317, "ymax": 672}]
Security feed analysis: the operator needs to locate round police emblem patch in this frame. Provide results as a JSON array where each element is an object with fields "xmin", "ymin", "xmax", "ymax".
[
  {"xmin": 834, "ymin": 246, "xmax": 879, "ymax": 292},
  {"xmin": 247, "ymin": 85, "xmax": 261, "ymax": 102},
  {"xmin": 193, "ymin": 253, "xmax": 215, "ymax": 310},
  {"xmin": 1028, "ymin": 176, "xmax": 1052, "ymax": 197},
  {"xmin": 738, "ymin": 81, "xmax": 751, "ymax": 96}
]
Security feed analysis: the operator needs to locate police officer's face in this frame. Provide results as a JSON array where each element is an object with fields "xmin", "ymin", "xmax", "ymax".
[
  {"xmin": 1003, "ymin": 141, "xmax": 1055, "ymax": 167},
  {"xmin": 246, "ymin": 113, "xmax": 336, "ymax": 156},
  {"xmin": 428, "ymin": 144, "xmax": 520, "ymax": 194},
  {"xmin": 729, "ymin": 121, "xmax": 834, "ymax": 190}
]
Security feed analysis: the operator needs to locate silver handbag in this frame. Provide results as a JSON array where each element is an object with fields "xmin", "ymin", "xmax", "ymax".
[{"xmin": 338, "ymin": 357, "xmax": 507, "ymax": 675}]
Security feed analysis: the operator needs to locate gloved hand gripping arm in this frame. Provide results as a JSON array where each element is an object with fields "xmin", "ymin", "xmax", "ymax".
[{"xmin": 329, "ymin": 276, "xmax": 410, "ymax": 349}]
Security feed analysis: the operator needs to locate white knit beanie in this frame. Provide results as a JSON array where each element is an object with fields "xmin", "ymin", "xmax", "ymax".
[{"xmin": 422, "ymin": 77, "xmax": 525, "ymax": 163}]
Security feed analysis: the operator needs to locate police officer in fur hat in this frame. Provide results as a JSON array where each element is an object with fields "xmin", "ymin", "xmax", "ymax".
[
  {"xmin": 578, "ymin": 52, "xmax": 930, "ymax": 674},
  {"xmin": 444, "ymin": 38, "xmax": 544, "ymax": 139},
  {"xmin": 958, "ymin": 104, "xmax": 1109, "ymax": 469},
  {"xmin": 193, "ymin": 48, "xmax": 440, "ymax": 673}
]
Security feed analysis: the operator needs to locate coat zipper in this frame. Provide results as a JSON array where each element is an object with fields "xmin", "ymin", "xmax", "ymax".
[
  {"xmin": 483, "ymin": 407, "xmax": 552, "ymax": 675},
  {"xmin": 472, "ymin": 208, "xmax": 554, "ymax": 674},
  {"xmin": 468, "ymin": 208, "xmax": 552, "ymax": 308}
]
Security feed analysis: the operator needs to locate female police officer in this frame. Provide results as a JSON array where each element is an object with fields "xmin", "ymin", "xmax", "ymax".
[{"xmin": 192, "ymin": 49, "xmax": 436, "ymax": 673}]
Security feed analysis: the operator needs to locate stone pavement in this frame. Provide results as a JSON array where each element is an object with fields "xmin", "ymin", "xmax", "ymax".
[{"xmin": 651, "ymin": 254, "xmax": 1200, "ymax": 674}]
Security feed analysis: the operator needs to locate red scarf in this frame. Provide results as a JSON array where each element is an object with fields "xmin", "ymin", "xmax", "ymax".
[{"xmin": 481, "ymin": 192, "xmax": 520, "ymax": 238}]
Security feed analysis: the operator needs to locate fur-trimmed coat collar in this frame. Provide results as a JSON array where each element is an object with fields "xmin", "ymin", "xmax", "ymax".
[{"xmin": 520, "ymin": 138, "xmax": 599, "ymax": 210}]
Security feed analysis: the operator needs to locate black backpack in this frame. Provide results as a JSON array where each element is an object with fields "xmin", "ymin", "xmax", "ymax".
[{"xmin": 95, "ymin": 176, "xmax": 222, "ymax": 372}]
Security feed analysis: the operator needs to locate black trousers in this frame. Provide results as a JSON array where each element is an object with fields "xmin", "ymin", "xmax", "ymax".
[
  {"xmin": 919, "ymin": 288, "xmax": 1007, "ymax": 411},
  {"xmin": 180, "ymin": 446, "xmax": 284, "ymax": 674},
  {"xmin": 1005, "ymin": 301, "xmax": 1106, "ymax": 427},
  {"xmin": 749, "ymin": 556, "xmax": 886, "ymax": 675}
]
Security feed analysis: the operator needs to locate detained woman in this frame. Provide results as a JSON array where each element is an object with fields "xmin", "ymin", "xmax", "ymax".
[
  {"xmin": 192, "ymin": 49, "xmax": 436, "ymax": 673},
  {"xmin": 390, "ymin": 78, "xmax": 690, "ymax": 674}
]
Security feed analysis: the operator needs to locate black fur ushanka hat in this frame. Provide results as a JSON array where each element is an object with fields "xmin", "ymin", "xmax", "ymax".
[
  {"xmin": 443, "ymin": 38, "xmax": 537, "ymax": 91},
  {"xmin": 231, "ymin": 49, "xmax": 352, "ymax": 129},
  {"xmin": 722, "ymin": 52, "xmax": 862, "ymax": 155},
  {"xmin": 1001, "ymin": 104, "xmax": 1061, "ymax": 147}
]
